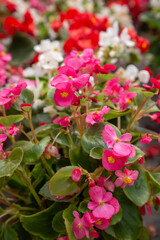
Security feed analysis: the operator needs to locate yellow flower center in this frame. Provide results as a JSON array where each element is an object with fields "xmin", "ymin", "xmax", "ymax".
[
  {"xmin": 60, "ymin": 92, "xmax": 68, "ymax": 98},
  {"xmin": 99, "ymin": 201, "xmax": 104, "ymax": 206},
  {"xmin": 142, "ymin": 42, "xmax": 147, "ymax": 49},
  {"xmin": 1, "ymin": 51, "xmax": 6, "ymax": 56},
  {"xmin": 53, "ymin": 47, "xmax": 59, "ymax": 51},
  {"xmin": 123, "ymin": 177, "xmax": 132, "ymax": 184},
  {"xmin": 91, "ymin": 16, "xmax": 96, "ymax": 23},
  {"xmin": 95, "ymin": 220, "xmax": 102, "ymax": 226},
  {"xmin": 44, "ymin": 153, "xmax": 51, "ymax": 160},
  {"xmin": 115, "ymin": 138, "xmax": 120, "ymax": 143},
  {"xmin": 94, "ymin": 110, "xmax": 98, "ymax": 114},
  {"xmin": 9, "ymin": 84, "xmax": 14, "ymax": 88},
  {"xmin": 126, "ymin": 99, "xmax": 132, "ymax": 105},
  {"xmin": 148, "ymin": 200, "xmax": 153, "ymax": 206},
  {"xmin": 78, "ymin": 223, "xmax": 82, "ymax": 229},
  {"xmin": 68, "ymin": 76, "xmax": 72, "ymax": 80},
  {"xmin": 108, "ymin": 156, "xmax": 115, "ymax": 164}
]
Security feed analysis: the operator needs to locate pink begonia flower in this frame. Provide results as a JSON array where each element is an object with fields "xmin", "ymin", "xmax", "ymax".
[
  {"xmin": 150, "ymin": 113, "xmax": 160, "ymax": 124},
  {"xmin": 51, "ymin": 72, "xmax": 90, "ymax": 90},
  {"xmin": 90, "ymin": 213, "xmax": 110, "ymax": 230},
  {"xmin": 53, "ymin": 116, "xmax": 60, "ymax": 124},
  {"xmin": 7, "ymin": 125, "xmax": 19, "ymax": 136},
  {"xmin": 59, "ymin": 116, "xmax": 70, "ymax": 127},
  {"xmin": 73, "ymin": 211, "xmax": 92, "ymax": 239},
  {"xmin": 119, "ymin": 92, "xmax": 137, "ymax": 110},
  {"xmin": 88, "ymin": 186, "xmax": 119, "ymax": 219},
  {"xmin": 53, "ymin": 82, "xmax": 75, "ymax": 106},
  {"xmin": 0, "ymin": 134, "xmax": 7, "ymax": 142},
  {"xmin": 158, "ymin": 134, "xmax": 160, "ymax": 144},
  {"xmin": 115, "ymin": 167, "xmax": 139, "ymax": 188},
  {"xmin": 85, "ymin": 106, "xmax": 110, "ymax": 125},
  {"xmin": 102, "ymin": 124, "xmax": 136, "ymax": 158},
  {"xmin": 0, "ymin": 124, "xmax": 6, "ymax": 133},
  {"xmin": 0, "ymin": 44, "xmax": 12, "ymax": 67},
  {"xmin": 72, "ymin": 168, "xmax": 81, "ymax": 182},
  {"xmin": 96, "ymin": 176, "xmax": 115, "ymax": 192},
  {"xmin": 0, "ymin": 69, "xmax": 7, "ymax": 87},
  {"xmin": 90, "ymin": 228, "xmax": 99, "ymax": 238},
  {"xmin": 103, "ymin": 78, "xmax": 121, "ymax": 104},
  {"xmin": 0, "ymin": 133, "xmax": 7, "ymax": 152},
  {"xmin": 102, "ymin": 149, "xmax": 127, "ymax": 171},
  {"xmin": 140, "ymin": 133, "xmax": 152, "ymax": 144}
]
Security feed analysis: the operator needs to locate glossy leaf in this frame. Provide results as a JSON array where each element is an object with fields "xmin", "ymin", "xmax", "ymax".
[
  {"xmin": 13, "ymin": 137, "xmax": 50, "ymax": 163},
  {"xmin": 8, "ymin": 33, "xmax": 35, "ymax": 65},
  {"xmin": 20, "ymin": 203, "xmax": 68, "ymax": 239},
  {"xmin": 106, "ymin": 189, "xmax": 142, "ymax": 240},
  {"xmin": 49, "ymin": 166, "xmax": 81, "ymax": 197},
  {"xmin": 89, "ymin": 147, "xmax": 104, "ymax": 159},
  {"xmin": 0, "ymin": 148, "xmax": 23, "ymax": 178},
  {"xmin": 0, "ymin": 115, "xmax": 24, "ymax": 127},
  {"xmin": 69, "ymin": 147, "xmax": 98, "ymax": 171}
]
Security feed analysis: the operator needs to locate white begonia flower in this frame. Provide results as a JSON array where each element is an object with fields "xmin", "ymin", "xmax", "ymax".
[
  {"xmin": 27, "ymin": 80, "xmax": 44, "ymax": 108},
  {"xmin": 150, "ymin": 0, "xmax": 160, "ymax": 8},
  {"xmin": 99, "ymin": 22, "xmax": 120, "ymax": 47},
  {"xmin": 124, "ymin": 65, "xmax": 139, "ymax": 81},
  {"xmin": 38, "ymin": 51, "xmax": 63, "ymax": 70},
  {"xmin": 23, "ymin": 67, "xmax": 36, "ymax": 77},
  {"xmin": 67, "ymin": 0, "xmax": 84, "ymax": 11},
  {"xmin": 12, "ymin": 0, "xmax": 28, "ymax": 17},
  {"xmin": 120, "ymin": 28, "xmax": 135, "ymax": 47},
  {"xmin": 34, "ymin": 40, "xmax": 62, "ymax": 53},
  {"xmin": 138, "ymin": 70, "xmax": 150, "ymax": 84}
]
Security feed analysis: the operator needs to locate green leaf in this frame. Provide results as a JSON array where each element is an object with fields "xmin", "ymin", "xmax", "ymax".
[
  {"xmin": 52, "ymin": 211, "xmax": 66, "ymax": 233},
  {"xmin": 0, "ymin": 148, "xmax": 23, "ymax": 178},
  {"xmin": 103, "ymin": 109, "xmax": 132, "ymax": 121},
  {"xmin": 139, "ymin": 227, "xmax": 151, "ymax": 240},
  {"xmin": 110, "ymin": 207, "xmax": 122, "ymax": 226},
  {"xmin": 0, "ymin": 115, "xmax": 24, "ymax": 127},
  {"xmin": 89, "ymin": 147, "xmax": 104, "ymax": 159},
  {"xmin": 146, "ymin": 171, "xmax": 160, "ymax": 195},
  {"xmin": 8, "ymin": 33, "xmax": 35, "ymax": 65},
  {"xmin": 20, "ymin": 89, "xmax": 34, "ymax": 105},
  {"xmin": 13, "ymin": 137, "xmax": 50, "ymax": 164},
  {"xmin": 52, "ymin": 129, "xmax": 72, "ymax": 147},
  {"xmin": 78, "ymin": 200, "xmax": 90, "ymax": 214},
  {"xmin": 63, "ymin": 205, "xmax": 77, "ymax": 240},
  {"xmin": 69, "ymin": 147, "xmax": 98, "ymax": 171},
  {"xmin": 49, "ymin": 166, "xmax": 81, "ymax": 197},
  {"xmin": 142, "ymin": 91, "xmax": 154, "ymax": 98},
  {"xmin": 97, "ymin": 74, "xmax": 116, "ymax": 83},
  {"xmin": 106, "ymin": 189, "xmax": 142, "ymax": 240},
  {"xmin": 20, "ymin": 203, "xmax": 68, "ymax": 239},
  {"xmin": 13, "ymin": 222, "xmax": 32, "ymax": 240},
  {"xmin": 124, "ymin": 165, "xmax": 151, "ymax": 207},
  {"xmin": 126, "ymin": 146, "xmax": 145, "ymax": 165},
  {"xmin": 28, "ymin": 124, "xmax": 56, "ymax": 137},
  {"xmin": 140, "ymin": 11, "xmax": 160, "ymax": 30},
  {"xmin": 3, "ymin": 226, "xmax": 19, "ymax": 240},
  {"xmin": 40, "ymin": 181, "xmax": 75, "ymax": 202},
  {"xmin": 82, "ymin": 122, "xmax": 120, "ymax": 153},
  {"xmin": 0, "ymin": 177, "xmax": 5, "ymax": 189}
]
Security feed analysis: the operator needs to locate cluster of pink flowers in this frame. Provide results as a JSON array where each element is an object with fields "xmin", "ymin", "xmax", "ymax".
[
  {"xmin": 73, "ymin": 184, "xmax": 120, "ymax": 239},
  {"xmin": 0, "ymin": 80, "xmax": 26, "ymax": 110},
  {"xmin": 103, "ymin": 78, "xmax": 137, "ymax": 110},
  {"xmin": 51, "ymin": 48, "xmax": 115, "ymax": 107}
]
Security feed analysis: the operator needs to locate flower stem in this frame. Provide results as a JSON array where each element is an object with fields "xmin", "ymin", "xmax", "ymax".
[
  {"xmin": 16, "ymin": 169, "xmax": 43, "ymax": 209},
  {"xmin": 27, "ymin": 112, "xmax": 38, "ymax": 143},
  {"xmin": 125, "ymin": 97, "xmax": 148, "ymax": 132},
  {"xmin": 151, "ymin": 165, "xmax": 160, "ymax": 174},
  {"xmin": 41, "ymin": 155, "xmax": 54, "ymax": 177}
]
